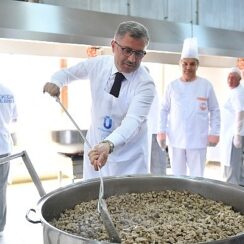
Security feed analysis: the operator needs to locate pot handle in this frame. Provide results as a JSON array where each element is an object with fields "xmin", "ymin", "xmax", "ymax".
[{"xmin": 25, "ymin": 208, "xmax": 42, "ymax": 224}]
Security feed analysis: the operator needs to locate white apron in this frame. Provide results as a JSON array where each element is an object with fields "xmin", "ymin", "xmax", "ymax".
[{"xmin": 83, "ymin": 73, "xmax": 148, "ymax": 180}]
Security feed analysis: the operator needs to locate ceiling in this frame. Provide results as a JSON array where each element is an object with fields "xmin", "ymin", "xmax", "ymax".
[{"xmin": 0, "ymin": 1, "xmax": 243, "ymax": 67}]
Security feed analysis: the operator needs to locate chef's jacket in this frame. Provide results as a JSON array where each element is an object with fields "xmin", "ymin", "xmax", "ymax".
[
  {"xmin": 159, "ymin": 77, "xmax": 220, "ymax": 149},
  {"xmin": 0, "ymin": 84, "xmax": 18, "ymax": 155},
  {"xmin": 220, "ymin": 84, "xmax": 244, "ymax": 166},
  {"xmin": 51, "ymin": 55, "xmax": 155, "ymax": 179}
]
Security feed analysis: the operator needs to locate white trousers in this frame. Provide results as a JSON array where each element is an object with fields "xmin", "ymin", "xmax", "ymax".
[{"xmin": 168, "ymin": 147, "xmax": 206, "ymax": 177}]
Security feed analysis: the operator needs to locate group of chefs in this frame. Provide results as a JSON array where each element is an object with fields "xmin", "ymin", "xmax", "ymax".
[{"xmin": 1, "ymin": 19, "xmax": 244, "ymax": 234}]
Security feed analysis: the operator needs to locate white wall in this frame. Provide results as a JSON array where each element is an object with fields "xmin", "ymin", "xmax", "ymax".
[{"xmin": 0, "ymin": 54, "xmax": 87, "ymax": 182}]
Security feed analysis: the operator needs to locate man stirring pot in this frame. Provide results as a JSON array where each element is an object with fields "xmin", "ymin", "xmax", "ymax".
[{"xmin": 43, "ymin": 21, "xmax": 155, "ymax": 180}]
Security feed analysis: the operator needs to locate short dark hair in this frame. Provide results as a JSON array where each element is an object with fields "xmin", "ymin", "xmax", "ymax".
[{"xmin": 114, "ymin": 21, "xmax": 150, "ymax": 47}]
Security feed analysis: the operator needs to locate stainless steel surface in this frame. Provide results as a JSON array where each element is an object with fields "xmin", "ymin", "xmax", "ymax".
[
  {"xmin": 0, "ymin": 164, "xmax": 225, "ymax": 244},
  {"xmin": 51, "ymin": 130, "xmax": 86, "ymax": 154},
  {"xmin": 0, "ymin": 151, "xmax": 46, "ymax": 197},
  {"xmin": 51, "ymin": 130, "xmax": 87, "ymax": 145},
  {"xmin": 0, "ymin": 1, "xmax": 242, "ymax": 67},
  {"xmin": 55, "ymin": 97, "xmax": 121, "ymax": 243},
  {"xmin": 29, "ymin": 175, "xmax": 244, "ymax": 244}
]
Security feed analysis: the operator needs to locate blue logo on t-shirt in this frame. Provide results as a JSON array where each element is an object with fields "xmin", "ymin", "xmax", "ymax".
[
  {"xmin": 0, "ymin": 95, "xmax": 14, "ymax": 103},
  {"xmin": 103, "ymin": 116, "xmax": 112, "ymax": 129}
]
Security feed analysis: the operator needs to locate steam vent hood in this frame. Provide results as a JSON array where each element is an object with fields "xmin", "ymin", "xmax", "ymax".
[{"xmin": 0, "ymin": 1, "xmax": 244, "ymax": 67}]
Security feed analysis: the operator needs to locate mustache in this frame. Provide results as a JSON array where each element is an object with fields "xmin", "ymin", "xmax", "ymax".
[{"xmin": 124, "ymin": 61, "xmax": 136, "ymax": 67}]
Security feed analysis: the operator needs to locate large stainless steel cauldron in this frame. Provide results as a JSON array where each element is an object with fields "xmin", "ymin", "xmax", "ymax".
[{"xmin": 27, "ymin": 175, "xmax": 244, "ymax": 244}]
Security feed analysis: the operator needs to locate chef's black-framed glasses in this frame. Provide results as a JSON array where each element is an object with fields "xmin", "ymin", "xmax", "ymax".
[{"xmin": 114, "ymin": 40, "xmax": 146, "ymax": 59}]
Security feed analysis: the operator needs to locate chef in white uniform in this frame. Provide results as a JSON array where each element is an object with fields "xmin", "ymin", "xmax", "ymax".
[
  {"xmin": 0, "ymin": 84, "xmax": 17, "ymax": 235},
  {"xmin": 157, "ymin": 37, "xmax": 220, "ymax": 177},
  {"xmin": 219, "ymin": 67, "xmax": 244, "ymax": 186},
  {"xmin": 43, "ymin": 21, "xmax": 155, "ymax": 180}
]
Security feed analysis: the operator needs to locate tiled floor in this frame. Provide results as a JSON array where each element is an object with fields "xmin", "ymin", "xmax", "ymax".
[
  {"xmin": 0, "ymin": 161, "xmax": 225, "ymax": 244},
  {"xmin": 0, "ymin": 178, "xmax": 75, "ymax": 244}
]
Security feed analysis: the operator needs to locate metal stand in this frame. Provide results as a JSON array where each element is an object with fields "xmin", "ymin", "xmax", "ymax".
[{"xmin": 0, "ymin": 150, "xmax": 46, "ymax": 197}]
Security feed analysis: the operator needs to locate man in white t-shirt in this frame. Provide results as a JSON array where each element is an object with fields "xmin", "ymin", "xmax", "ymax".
[{"xmin": 0, "ymin": 84, "xmax": 18, "ymax": 235}]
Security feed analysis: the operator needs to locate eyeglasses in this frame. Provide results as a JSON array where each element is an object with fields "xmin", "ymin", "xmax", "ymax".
[{"xmin": 114, "ymin": 41, "xmax": 146, "ymax": 58}]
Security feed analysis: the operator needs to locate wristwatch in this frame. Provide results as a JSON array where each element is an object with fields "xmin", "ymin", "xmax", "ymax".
[{"xmin": 102, "ymin": 140, "xmax": 114, "ymax": 154}]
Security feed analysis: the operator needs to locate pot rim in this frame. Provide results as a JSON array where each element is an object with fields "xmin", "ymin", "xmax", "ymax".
[{"xmin": 34, "ymin": 175, "xmax": 244, "ymax": 243}]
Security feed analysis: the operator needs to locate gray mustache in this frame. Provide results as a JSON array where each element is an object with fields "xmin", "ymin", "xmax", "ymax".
[{"xmin": 125, "ymin": 61, "xmax": 136, "ymax": 66}]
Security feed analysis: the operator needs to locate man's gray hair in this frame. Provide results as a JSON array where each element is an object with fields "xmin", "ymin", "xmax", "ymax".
[{"xmin": 114, "ymin": 21, "xmax": 150, "ymax": 46}]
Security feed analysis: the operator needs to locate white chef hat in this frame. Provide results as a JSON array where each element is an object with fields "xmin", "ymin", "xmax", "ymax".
[
  {"xmin": 181, "ymin": 37, "xmax": 199, "ymax": 60},
  {"xmin": 229, "ymin": 67, "xmax": 241, "ymax": 77}
]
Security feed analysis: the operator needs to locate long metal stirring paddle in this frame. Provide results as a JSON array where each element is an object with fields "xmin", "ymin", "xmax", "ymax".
[{"xmin": 55, "ymin": 97, "xmax": 121, "ymax": 243}]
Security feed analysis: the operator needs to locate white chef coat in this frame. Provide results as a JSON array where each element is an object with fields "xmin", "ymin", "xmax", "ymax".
[
  {"xmin": 159, "ymin": 77, "xmax": 220, "ymax": 149},
  {"xmin": 0, "ymin": 84, "xmax": 17, "ymax": 155},
  {"xmin": 220, "ymin": 84, "xmax": 244, "ymax": 166},
  {"xmin": 51, "ymin": 55, "xmax": 155, "ymax": 180}
]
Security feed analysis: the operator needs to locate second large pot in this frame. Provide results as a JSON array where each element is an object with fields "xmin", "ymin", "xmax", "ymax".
[{"xmin": 29, "ymin": 175, "xmax": 244, "ymax": 244}]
